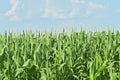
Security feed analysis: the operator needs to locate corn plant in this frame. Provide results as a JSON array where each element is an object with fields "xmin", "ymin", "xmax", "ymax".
[{"xmin": 0, "ymin": 30, "xmax": 120, "ymax": 80}]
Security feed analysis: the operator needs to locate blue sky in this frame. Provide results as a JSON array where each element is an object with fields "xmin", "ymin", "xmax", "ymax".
[{"xmin": 0, "ymin": 0, "xmax": 120, "ymax": 33}]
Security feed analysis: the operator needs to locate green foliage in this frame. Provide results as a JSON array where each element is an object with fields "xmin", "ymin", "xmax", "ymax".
[{"xmin": 0, "ymin": 30, "xmax": 120, "ymax": 80}]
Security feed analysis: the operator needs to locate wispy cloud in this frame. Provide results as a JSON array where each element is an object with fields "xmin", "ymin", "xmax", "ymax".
[
  {"xmin": 52, "ymin": 9, "xmax": 66, "ymax": 19},
  {"xmin": 41, "ymin": 0, "xmax": 104, "ymax": 19},
  {"xmin": 85, "ymin": 2, "xmax": 104, "ymax": 16},
  {"xmin": 5, "ymin": 0, "xmax": 19, "ymax": 21},
  {"xmin": 85, "ymin": 10, "xmax": 92, "ymax": 17},
  {"xmin": 69, "ymin": 8, "xmax": 79, "ymax": 18},
  {"xmin": 41, "ymin": 0, "xmax": 51, "ymax": 18},
  {"xmin": 70, "ymin": 0, "xmax": 85, "ymax": 4},
  {"xmin": 41, "ymin": 0, "xmax": 66, "ymax": 19},
  {"xmin": 88, "ymin": 2, "xmax": 104, "ymax": 10}
]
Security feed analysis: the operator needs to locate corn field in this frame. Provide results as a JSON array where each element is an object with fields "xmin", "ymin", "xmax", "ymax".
[{"xmin": 0, "ymin": 30, "xmax": 120, "ymax": 80}]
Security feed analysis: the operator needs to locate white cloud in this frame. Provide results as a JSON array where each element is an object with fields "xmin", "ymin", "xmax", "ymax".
[
  {"xmin": 69, "ymin": 8, "xmax": 79, "ymax": 18},
  {"xmin": 5, "ymin": 0, "xmax": 19, "ymax": 16},
  {"xmin": 42, "ymin": 9, "xmax": 66, "ymax": 19},
  {"xmin": 88, "ymin": 2, "xmax": 103, "ymax": 10},
  {"xmin": 85, "ymin": 2, "xmax": 104, "ymax": 16},
  {"xmin": 41, "ymin": 0, "xmax": 66, "ymax": 19},
  {"xmin": 5, "ymin": 0, "xmax": 19, "ymax": 21},
  {"xmin": 85, "ymin": 10, "xmax": 92, "ymax": 17},
  {"xmin": 71, "ymin": 0, "xmax": 85, "ymax": 4},
  {"xmin": 41, "ymin": 0, "xmax": 104, "ymax": 19},
  {"xmin": 41, "ymin": 0, "xmax": 51, "ymax": 18},
  {"xmin": 52, "ymin": 9, "xmax": 66, "ymax": 19}
]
